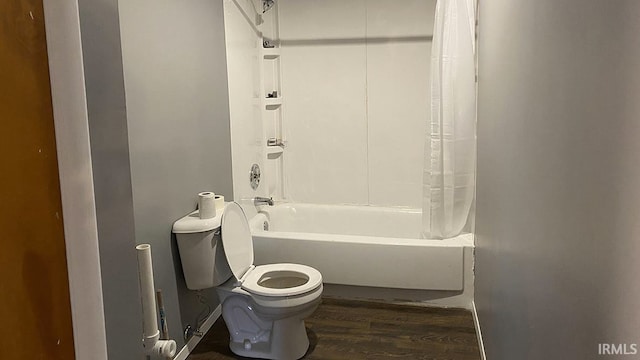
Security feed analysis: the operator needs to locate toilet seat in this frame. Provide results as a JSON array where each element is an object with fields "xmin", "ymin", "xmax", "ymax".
[
  {"xmin": 241, "ymin": 263, "xmax": 322, "ymax": 297},
  {"xmin": 221, "ymin": 202, "xmax": 322, "ymax": 298}
]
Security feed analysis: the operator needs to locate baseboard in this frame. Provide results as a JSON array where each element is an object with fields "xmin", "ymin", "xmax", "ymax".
[
  {"xmin": 471, "ymin": 301, "xmax": 487, "ymax": 360},
  {"xmin": 173, "ymin": 305, "xmax": 222, "ymax": 360}
]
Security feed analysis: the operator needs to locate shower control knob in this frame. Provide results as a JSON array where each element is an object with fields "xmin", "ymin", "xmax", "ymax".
[{"xmin": 249, "ymin": 164, "xmax": 261, "ymax": 190}]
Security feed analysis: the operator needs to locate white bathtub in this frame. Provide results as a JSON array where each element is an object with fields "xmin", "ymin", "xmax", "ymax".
[{"xmin": 248, "ymin": 203, "xmax": 473, "ymax": 292}]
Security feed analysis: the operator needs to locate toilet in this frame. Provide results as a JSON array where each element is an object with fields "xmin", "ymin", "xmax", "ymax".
[{"xmin": 173, "ymin": 201, "xmax": 323, "ymax": 360}]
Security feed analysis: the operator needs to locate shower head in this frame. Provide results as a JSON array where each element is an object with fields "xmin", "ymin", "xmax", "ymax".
[{"xmin": 263, "ymin": 0, "xmax": 275, "ymax": 13}]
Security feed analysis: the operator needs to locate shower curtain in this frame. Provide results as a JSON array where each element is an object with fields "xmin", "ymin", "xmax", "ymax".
[{"xmin": 422, "ymin": 0, "xmax": 476, "ymax": 239}]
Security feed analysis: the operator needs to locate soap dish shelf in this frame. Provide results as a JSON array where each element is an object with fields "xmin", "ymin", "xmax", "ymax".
[
  {"xmin": 263, "ymin": 48, "xmax": 281, "ymax": 59},
  {"xmin": 265, "ymin": 97, "xmax": 282, "ymax": 107},
  {"xmin": 266, "ymin": 146, "xmax": 284, "ymax": 156}
]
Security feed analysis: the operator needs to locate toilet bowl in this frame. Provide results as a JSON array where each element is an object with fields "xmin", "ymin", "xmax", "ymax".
[
  {"xmin": 173, "ymin": 201, "xmax": 323, "ymax": 360},
  {"xmin": 216, "ymin": 263, "xmax": 322, "ymax": 360}
]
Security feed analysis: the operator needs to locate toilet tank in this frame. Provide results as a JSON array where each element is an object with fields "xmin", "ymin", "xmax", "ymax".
[{"xmin": 173, "ymin": 211, "xmax": 232, "ymax": 290}]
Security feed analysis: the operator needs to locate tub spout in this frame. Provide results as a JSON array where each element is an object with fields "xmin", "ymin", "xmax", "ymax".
[{"xmin": 254, "ymin": 197, "xmax": 274, "ymax": 206}]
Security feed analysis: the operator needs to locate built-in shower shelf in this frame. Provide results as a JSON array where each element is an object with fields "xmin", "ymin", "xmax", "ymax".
[
  {"xmin": 266, "ymin": 146, "xmax": 284, "ymax": 156},
  {"xmin": 265, "ymin": 97, "xmax": 282, "ymax": 107},
  {"xmin": 263, "ymin": 48, "xmax": 281, "ymax": 59}
]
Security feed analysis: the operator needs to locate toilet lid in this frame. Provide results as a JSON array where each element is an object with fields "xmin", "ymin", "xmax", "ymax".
[{"xmin": 221, "ymin": 202, "xmax": 254, "ymax": 280}]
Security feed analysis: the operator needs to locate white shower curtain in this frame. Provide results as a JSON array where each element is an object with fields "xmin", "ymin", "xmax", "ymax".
[{"xmin": 422, "ymin": 0, "xmax": 476, "ymax": 239}]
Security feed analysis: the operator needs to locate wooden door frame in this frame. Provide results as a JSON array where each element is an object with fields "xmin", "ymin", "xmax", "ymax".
[{"xmin": 42, "ymin": 1, "xmax": 108, "ymax": 359}]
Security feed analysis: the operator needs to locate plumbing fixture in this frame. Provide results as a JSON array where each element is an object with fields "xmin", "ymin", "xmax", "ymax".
[
  {"xmin": 184, "ymin": 324, "xmax": 204, "ymax": 341},
  {"xmin": 136, "ymin": 244, "xmax": 177, "ymax": 358},
  {"xmin": 254, "ymin": 197, "xmax": 274, "ymax": 206},
  {"xmin": 250, "ymin": 164, "xmax": 261, "ymax": 190}
]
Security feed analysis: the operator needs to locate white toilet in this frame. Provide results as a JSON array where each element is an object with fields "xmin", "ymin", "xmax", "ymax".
[{"xmin": 173, "ymin": 201, "xmax": 323, "ymax": 360}]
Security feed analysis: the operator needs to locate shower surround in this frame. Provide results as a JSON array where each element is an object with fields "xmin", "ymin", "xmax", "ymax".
[
  {"xmin": 279, "ymin": 0, "xmax": 435, "ymax": 207},
  {"xmin": 223, "ymin": 0, "xmax": 474, "ymax": 308}
]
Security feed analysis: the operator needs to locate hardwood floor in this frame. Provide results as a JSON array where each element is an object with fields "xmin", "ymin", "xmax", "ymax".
[{"xmin": 188, "ymin": 298, "xmax": 481, "ymax": 360}]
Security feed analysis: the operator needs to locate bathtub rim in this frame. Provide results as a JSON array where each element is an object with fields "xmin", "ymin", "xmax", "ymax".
[
  {"xmin": 252, "ymin": 227, "xmax": 474, "ymax": 248},
  {"xmin": 249, "ymin": 208, "xmax": 474, "ymax": 247}
]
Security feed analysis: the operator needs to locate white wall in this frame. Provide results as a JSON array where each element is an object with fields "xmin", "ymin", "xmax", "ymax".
[
  {"xmin": 279, "ymin": 0, "xmax": 435, "ymax": 207},
  {"xmin": 224, "ymin": 0, "xmax": 269, "ymax": 213},
  {"xmin": 476, "ymin": 1, "xmax": 640, "ymax": 359}
]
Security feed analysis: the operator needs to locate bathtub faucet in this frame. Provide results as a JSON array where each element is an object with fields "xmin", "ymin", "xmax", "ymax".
[{"xmin": 254, "ymin": 197, "xmax": 274, "ymax": 206}]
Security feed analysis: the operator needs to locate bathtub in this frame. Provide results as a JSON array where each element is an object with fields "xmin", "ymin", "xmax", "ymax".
[{"xmin": 248, "ymin": 203, "xmax": 473, "ymax": 292}]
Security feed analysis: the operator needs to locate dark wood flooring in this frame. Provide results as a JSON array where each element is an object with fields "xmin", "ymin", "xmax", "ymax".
[{"xmin": 188, "ymin": 298, "xmax": 481, "ymax": 360}]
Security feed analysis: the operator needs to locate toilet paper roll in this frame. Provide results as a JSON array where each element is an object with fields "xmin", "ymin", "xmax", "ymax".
[
  {"xmin": 198, "ymin": 192, "xmax": 216, "ymax": 219},
  {"xmin": 214, "ymin": 195, "xmax": 225, "ymax": 213}
]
